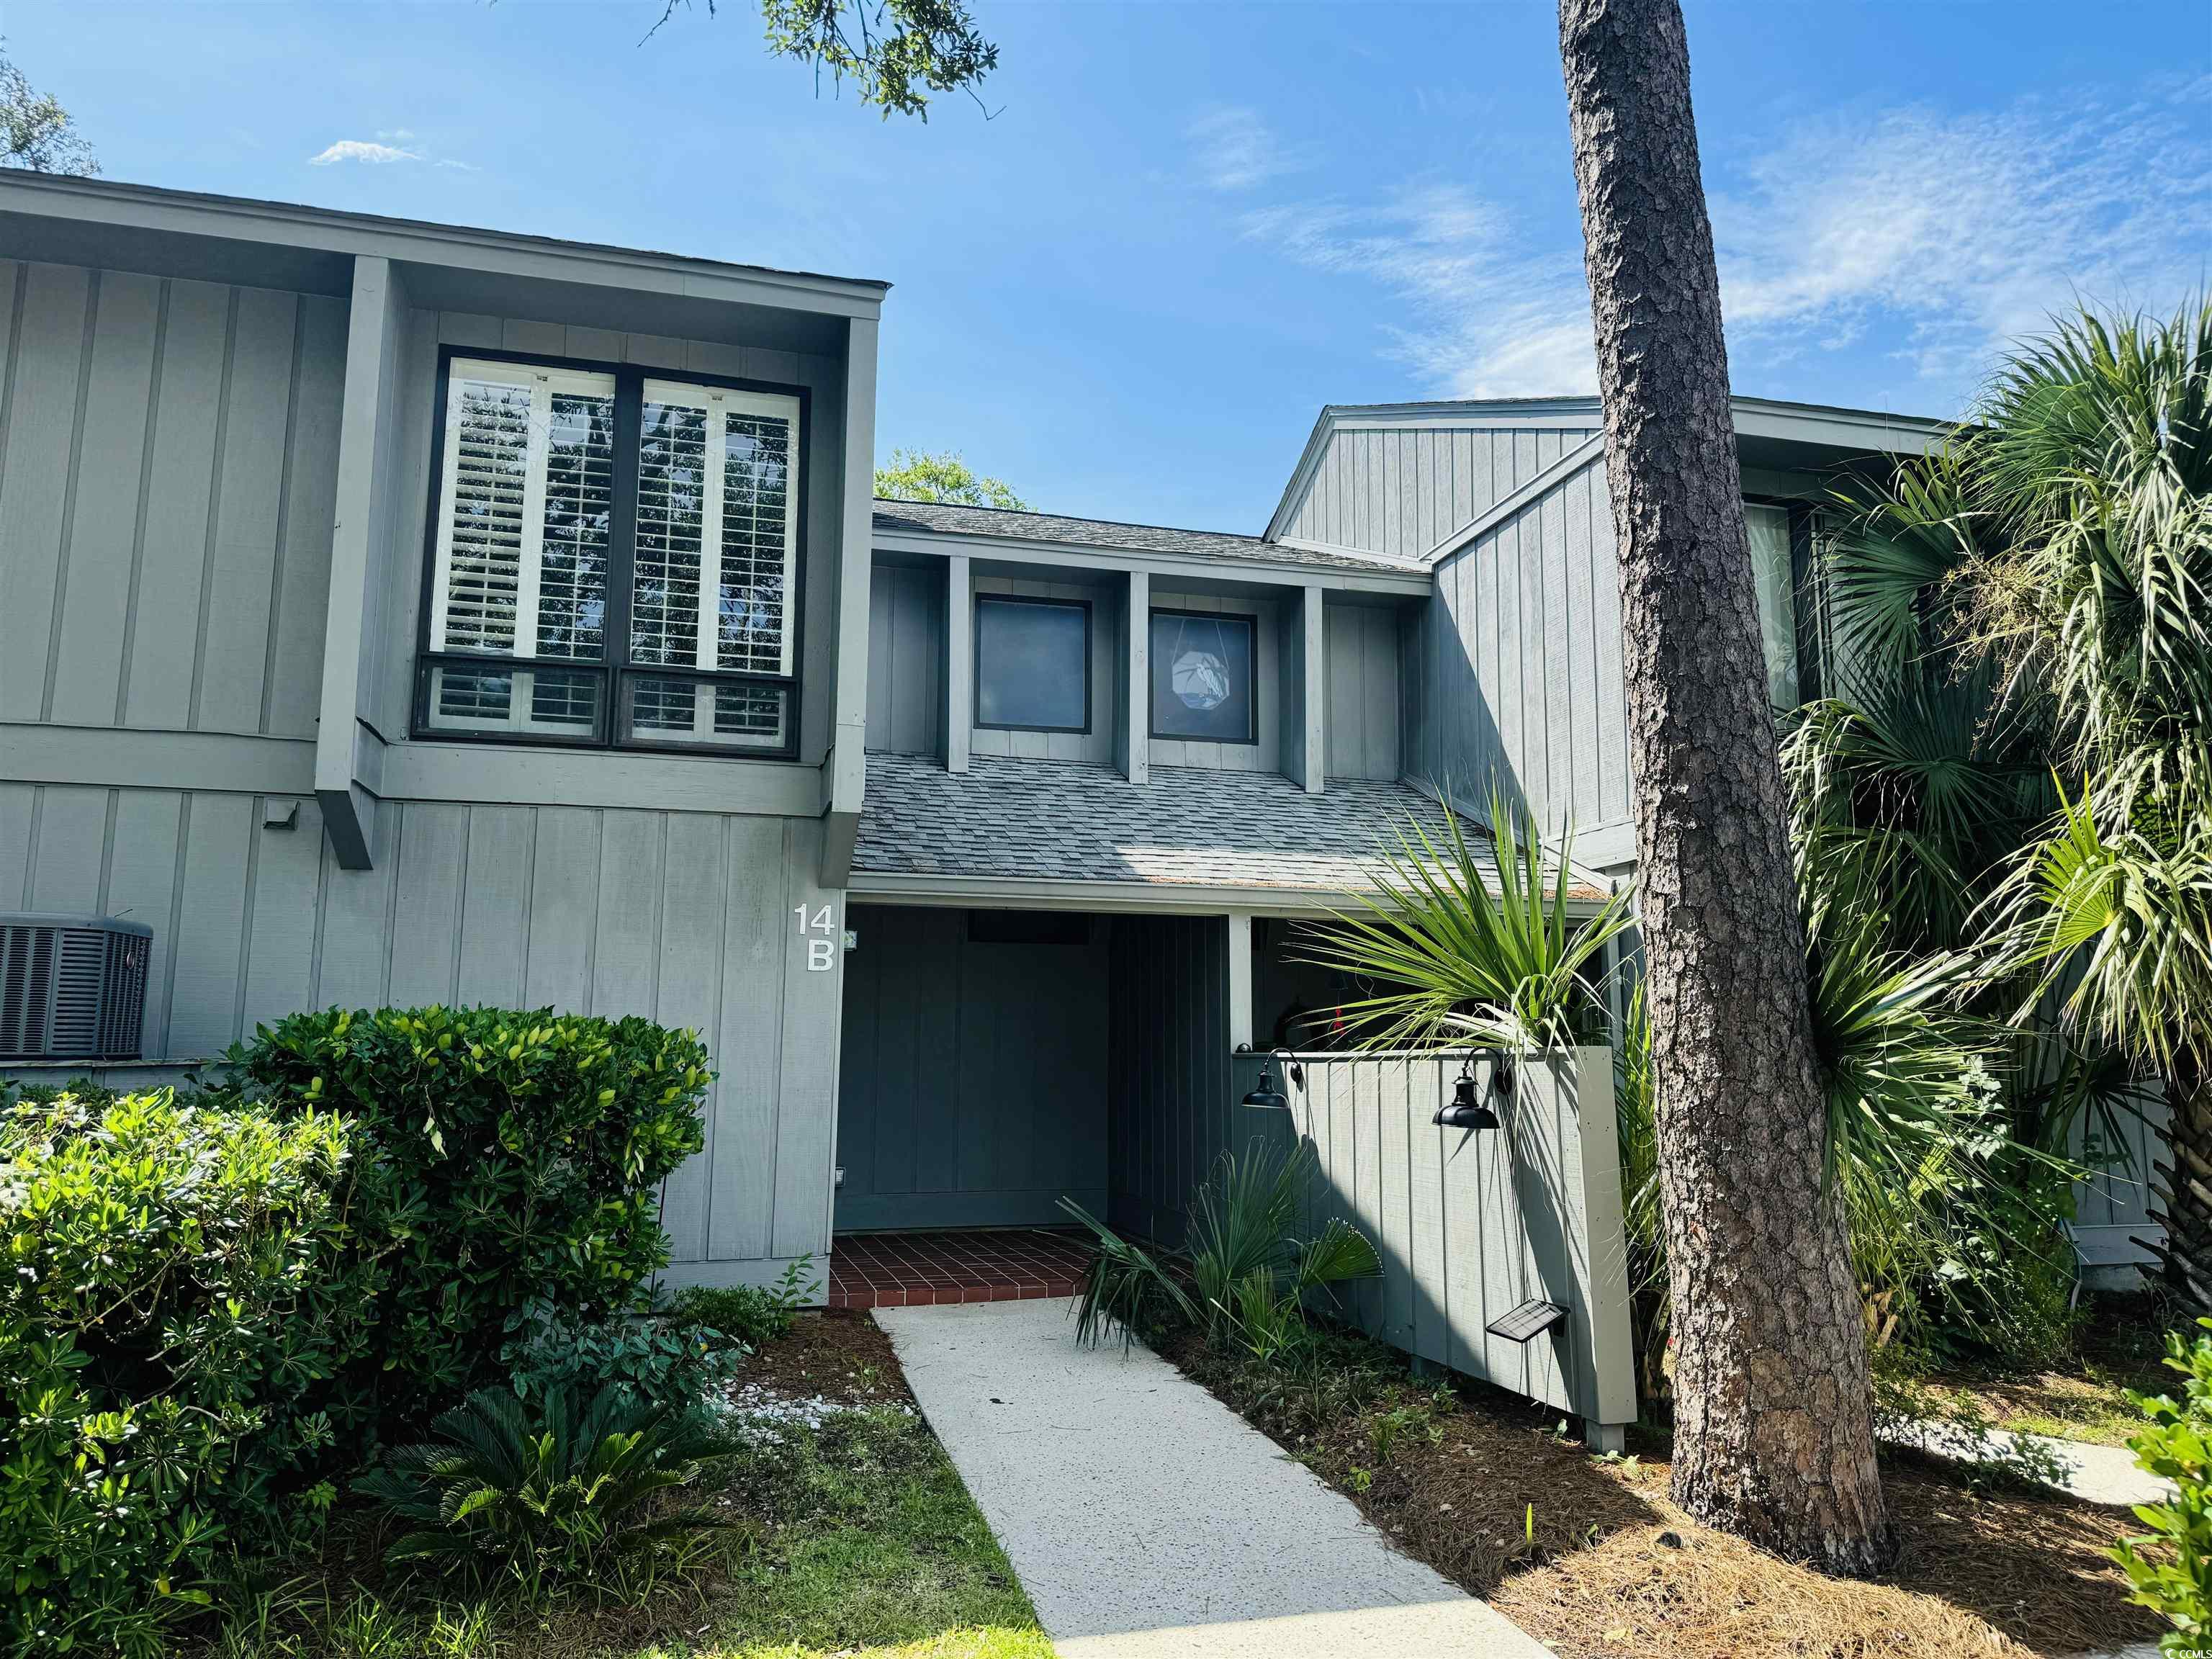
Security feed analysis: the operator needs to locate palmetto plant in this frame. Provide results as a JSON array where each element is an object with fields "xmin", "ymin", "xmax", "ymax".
[
  {"xmin": 1954, "ymin": 297, "xmax": 2212, "ymax": 1310},
  {"xmin": 1293, "ymin": 788, "xmax": 1635, "ymax": 1056},
  {"xmin": 1061, "ymin": 1138, "xmax": 1380, "ymax": 1357},
  {"xmin": 355, "ymin": 1383, "xmax": 729, "ymax": 1597}
]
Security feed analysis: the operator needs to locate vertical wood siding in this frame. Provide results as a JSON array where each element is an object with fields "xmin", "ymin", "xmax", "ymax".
[
  {"xmin": 1147, "ymin": 588, "xmax": 1282, "ymax": 773},
  {"xmin": 0, "ymin": 260, "xmax": 348, "ymax": 738},
  {"xmin": 836, "ymin": 904, "xmax": 1108, "ymax": 1228},
  {"xmin": 1323, "ymin": 598, "xmax": 1403, "ymax": 781},
  {"xmin": 1409, "ymin": 453, "xmax": 1629, "ymax": 833},
  {"xmin": 1289, "ymin": 425, "xmax": 1597, "ymax": 559},
  {"xmin": 864, "ymin": 562, "xmax": 945, "ymax": 756},
  {"xmin": 1230, "ymin": 1048, "xmax": 1636, "ymax": 1428},
  {"xmin": 1106, "ymin": 914, "xmax": 1233, "ymax": 1246},
  {"xmin": 0, "ymin": 781, "xmax": 843, "ymax": 1283}
]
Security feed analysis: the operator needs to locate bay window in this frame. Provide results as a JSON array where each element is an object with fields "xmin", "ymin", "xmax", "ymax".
[{"xmin": 415, "ymin": 352, "xmax": 803, "ymax": 756}]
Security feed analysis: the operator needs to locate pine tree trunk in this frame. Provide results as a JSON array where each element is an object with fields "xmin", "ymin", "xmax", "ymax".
[
  {"xmin": 2149, "ymin": 1047, "xmax": 2212, "ymax": 1313},
  {"xmin": 1557, "ymin": 0, "xmax": 1894, "ymax": 1573}
]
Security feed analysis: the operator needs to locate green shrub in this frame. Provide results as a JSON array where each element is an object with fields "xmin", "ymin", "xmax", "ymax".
[
  {"xmin": 500, "ymin": 1297, "xmax": 744, "ymax": 1408},
  {"xmin": 354, "ymin": 1382, "xmax": 729, "ymax": 1599},
  {"xmin": 228, "ymin": 1005, "xmax": 711, "ymax": 1420},
  {"xmin": 670, "ymin": 1256, "xmax": 819, "ymax": 1351},
  {"xmin": 2113, "ymin": 1317, "xmax": 2212, "ymax": 1651},
  {"xmin": 0, "ymin": 1089, "xmax": 390, "ymax": 1657}
]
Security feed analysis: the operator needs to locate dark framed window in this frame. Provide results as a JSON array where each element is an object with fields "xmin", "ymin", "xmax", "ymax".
[
  {"xmin": 974, "ymin": 595, "xmax": 1091, "ymax": 732},
  {"xmin": 412, "ymin": 349, "xmax": 806, "ymax": 757},
  {"xmin": 1150, "ymin": 608, "xmax": 1257, "ymax": 744},
  {"xmin": 1743, "ymin": 497, "xmax": 1825, "ymax": 710}
]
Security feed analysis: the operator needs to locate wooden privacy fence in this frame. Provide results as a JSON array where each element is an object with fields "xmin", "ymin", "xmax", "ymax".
[{"xmin": 1229, "ymin": 1046, "xmax": 1637, "ymax": 1443}]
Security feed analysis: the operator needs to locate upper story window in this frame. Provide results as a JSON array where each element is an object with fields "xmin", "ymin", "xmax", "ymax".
[
  {"xmin": 416, "ymin": 353, "xmax": 804, "ymax": 757},
  {"xmin": 974, "ymin": 595, "xmax": 1089, "ymax": 732},
  {"xmin": 1151, "ymin": 608, "xmax": 1256, "ymax": 743}
]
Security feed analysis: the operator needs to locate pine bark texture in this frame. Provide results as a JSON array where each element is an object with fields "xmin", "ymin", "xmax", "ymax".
[
  {"xmin": 1557, "ymin": 0, "xmax": 1894, "ymax": 1573},
  {"xmin": 2150, "ymin": 1050, "xmax": 2212, "ymax": 1313}
]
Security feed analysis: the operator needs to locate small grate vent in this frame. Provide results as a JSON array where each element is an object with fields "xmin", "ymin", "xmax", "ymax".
[{"xmin": 0, "ymin": 914, "xmax": 153, "ymax": 1061}]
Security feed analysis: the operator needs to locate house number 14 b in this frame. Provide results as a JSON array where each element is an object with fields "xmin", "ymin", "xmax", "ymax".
[{"xmin": 794, "ymin": 904, "xmax": 837, "ymax": 972}]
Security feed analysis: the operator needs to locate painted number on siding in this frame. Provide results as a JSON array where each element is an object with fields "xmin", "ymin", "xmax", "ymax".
[{"xmin": 794, "ymin": 903, "xmax": 837, "ymax": 973}]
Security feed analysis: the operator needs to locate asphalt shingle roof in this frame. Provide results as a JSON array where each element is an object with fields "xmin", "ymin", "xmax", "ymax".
[
  {"xmin": 871, "ymin": 499, "xmax": 1417, "ymax": 575},
  {"xmin": 853, "ymin": 752, "xmax": 1465, "ymax": 893}
]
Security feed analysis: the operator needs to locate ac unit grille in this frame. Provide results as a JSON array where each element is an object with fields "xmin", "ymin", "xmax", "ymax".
[{"xmin": 0, "ymin": 915, "xmax": 153, "ymax": 1061}]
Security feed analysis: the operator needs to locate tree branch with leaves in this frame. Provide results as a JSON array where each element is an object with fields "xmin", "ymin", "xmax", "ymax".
[{"xmin": 649, "ymin": 0, "xmax": 997, "ymax": 119}]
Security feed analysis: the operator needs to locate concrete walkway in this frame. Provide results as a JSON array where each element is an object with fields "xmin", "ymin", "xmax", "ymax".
[
  {"xmin": 1887, "ymin": 1419, "xmax": 2172, "ymax": 1508},
  {"xmin": 874, "ymin": 1298, "xmax": 1550, "ymax": 1659}
]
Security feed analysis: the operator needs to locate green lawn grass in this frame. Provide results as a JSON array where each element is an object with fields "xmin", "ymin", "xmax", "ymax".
[
  {"xmin": 204, "ymin": 1405, "xmax": 1052, "ymax": 1659},
  {"xmin": 665, "ymin": 1407, "xmax": 1053, "ymax": 1659}
]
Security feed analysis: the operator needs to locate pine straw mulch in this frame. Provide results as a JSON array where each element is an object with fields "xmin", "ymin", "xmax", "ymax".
[{"xmin": 1164, "ymin": 1326, "xmax": 2162, "ymax": 1658}]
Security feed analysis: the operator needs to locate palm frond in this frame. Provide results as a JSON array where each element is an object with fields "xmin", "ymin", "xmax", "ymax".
[{"xmin": 1297, "ymin": 786, "xmax": 1633, "ymax": 1056}]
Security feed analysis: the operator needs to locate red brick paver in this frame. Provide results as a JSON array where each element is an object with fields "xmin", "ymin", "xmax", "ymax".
[{"xmin": 827, "ymin": 1227, "xmax": 1094, "ymax": 1310}]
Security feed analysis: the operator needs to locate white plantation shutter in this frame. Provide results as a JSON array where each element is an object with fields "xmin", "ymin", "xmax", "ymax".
[
  {"xmin": 631, "ymin": 379, "xmax": 801, "ymax": 743},
  {"xmin": 428, "ymin": 359, "xmax": 616, "ymax": 732},
  {"xmin": 421, "ymin": 360, "xmax": 798, "ymax": 749}
]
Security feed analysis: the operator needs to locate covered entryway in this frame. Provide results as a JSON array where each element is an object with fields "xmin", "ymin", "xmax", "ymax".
[{"xmin": 834, "ymin": 903, "xmax": 1357, "ymax": 1297}]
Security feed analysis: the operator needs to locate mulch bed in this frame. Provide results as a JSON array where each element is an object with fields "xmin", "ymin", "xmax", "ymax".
[
  {"xmin": 737, "ymin": 1308, "xmax": 915, "ymax": 1408},
  {"xmin": 1163, "ymin": 1326, "xmax": 2162, "ymax": 1658}
]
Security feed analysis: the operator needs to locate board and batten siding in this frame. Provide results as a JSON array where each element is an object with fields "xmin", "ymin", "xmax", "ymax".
[
  {"xmin": 0, "ymin": 258, "xmax": 349, "ymax": 739},
  {"xmin": 864, "ymin": 562, "xmax": 944, "ymax": 757},
  {"xmin": 1323, "ymin": 598, "xmax": 1403, "ymax": 783},
  {"xmin": 1231, "ymin": 1048, "xmax": 1636, "ymax": 1434},
  {"xmin": 1107, "ymin": 913, "xmax": 1234, "ymax": 1246},
  {"xmin": 837, "ymin": 904, "xmax": 1107, "ymax": 1230},
  {"xmin": 1148, "ymin": 588, "xmax": 1282, "ymax": 773},
  {"xmin": 0, "ymin": 780, "xmax": 845, "ymax": 1289},
  {"xmin": 1408, "ymin": 451, "xmax": 1631, "ymax": 839},
  {"xmin": 1285, "ymin": 424, "xmax": 1599, "ymax": 560},
  {"xmin": 364, "ymin": 309, "xmax": 848, "ymax": 764}
]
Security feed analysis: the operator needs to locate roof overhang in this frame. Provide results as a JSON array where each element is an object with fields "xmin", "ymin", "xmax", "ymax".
[
  {"xmin": 871, "ymin": 523, "xmax": 1434, "ymax": 595},
  {"xmin": 847, "ymin": 870, "xmax": 1613, "ymax": 917},
  {"xmin": 1264, "ymin": 393, "xmax": 1954, "ymax": 547},
  {"xmin": 0, "ymin": 171, "xmax": 886, "ymax": 351}
]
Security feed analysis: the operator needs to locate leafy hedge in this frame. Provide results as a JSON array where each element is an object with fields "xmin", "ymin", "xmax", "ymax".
[
  {"xmin": 229, "ymin": 1006, "xmax": 711, "ymax": 1416},
  {"xmin": 1, "ymin": 1092, "xmax": 388, "ymax": 1656},
  {"xmin": 0, "ymin": 1005, "xmax": 714, "ymax": 1657}
]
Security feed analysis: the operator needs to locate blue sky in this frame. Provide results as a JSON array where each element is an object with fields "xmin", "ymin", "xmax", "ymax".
[{"xmin": 7, "ymin": 1, "xmax": 2207, "ymax": 531}]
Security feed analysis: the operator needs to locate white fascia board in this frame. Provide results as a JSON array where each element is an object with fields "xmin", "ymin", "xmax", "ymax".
[
  {"xmin": 1262, "ymin": 409, "xmax": 1339, "ymax": 543},
  {"xmin": 846, "ymin": 870, "xmax": 1615, "ymax": 917},
  {"xmin": 1729, "ymin": 396, "xmax": 1949, "ymax": 455},
  {"xmin": 868, "ymin": 529, "xmax": 1432, "ymax": 596},
  {"xmin": 0, "ymin": 173, "xmax": 887, "ymax": 318}
]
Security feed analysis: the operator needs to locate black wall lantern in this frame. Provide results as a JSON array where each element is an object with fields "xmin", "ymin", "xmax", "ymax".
[
  {"xmin": 1434, "ymin": 1056, "xmax": 1503, "ymax": 1131},
  {"xmin": 1241, "ymin": 1048, "xmax": 1303, "ymax": 1110}
]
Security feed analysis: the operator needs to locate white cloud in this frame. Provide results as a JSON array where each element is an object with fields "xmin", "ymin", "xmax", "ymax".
[
  {"xmin": 309, "ymin": 139, "xmax": 421, "ymax": 166},
  {"xmin": 1239, "ymin": 186, "xmax": 1598, "ymax": 397},
  {"xmin": 1215, "ymin": 78, "xmax": 2211, "ymax": 403},
  {"xmin": 1711, "ymin": 81, "xmax": 2212, "ymax": 387},
  {"xmin": 376, "ymin": 127, "xmax": 415, "ymax": 142},
  {"xmin": 1186, "ymin": 107, "xmax": 1308, "ymax": 193}
]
